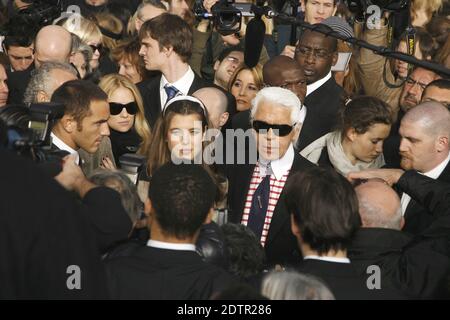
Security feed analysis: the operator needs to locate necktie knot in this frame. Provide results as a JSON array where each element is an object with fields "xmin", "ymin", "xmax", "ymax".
[{"xmin": 164, "ymin": 84, "xmax": 180, "ymax": 102}]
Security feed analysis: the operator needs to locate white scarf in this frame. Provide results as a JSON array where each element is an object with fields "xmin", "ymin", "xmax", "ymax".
[{"xmin": 300, "ymin": 131, "xmax": 385, "ymax": 176}]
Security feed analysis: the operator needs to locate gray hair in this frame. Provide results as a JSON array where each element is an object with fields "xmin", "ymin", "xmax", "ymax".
[
  {"xmin": 23, "ymin": 62, "xmax": 78, "ymax": 105},
  {"xmin": 88, "ymin": 169, "xmax": 142, "ymax": 224},
  {"xmin": 70, "ymin": 33, "xmax": 93, "ymax": 76},
  {"xmin": 261, "ymin": 270, "xmax": 335, "ymax": 300},
  {"xmin": 250, "ymin": 87, "xmax": 306, "ymax": 127},
  {"xmin": 358, "ymin": 197, "xmax": 403, "ymax": 230}
]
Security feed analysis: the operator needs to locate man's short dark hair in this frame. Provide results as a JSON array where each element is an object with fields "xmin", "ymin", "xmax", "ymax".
[
  {"xmin": 139, "ymin": 13, "xmax": 193, "ymax": 63},
  {"xmin": 221, "ymin": 223, "xmax": 265, "ymax": 279},
  {"xmin": 148, "ymin": 163, "xmax": 216, "ymax": 239},
  {"xmin": 285, "ymin": 167, "xmax": 361, "ymax": 255},
  {"xmin": 217, "ymin": 45, "xmax": 243, "ymax": 63},
  {"xmin": 51, "ymin": 80, "xmax": 107, "ymax": 130},
  {"xmin": 424, "ymin": 79, "xmax": 450, "ymax": 92}
]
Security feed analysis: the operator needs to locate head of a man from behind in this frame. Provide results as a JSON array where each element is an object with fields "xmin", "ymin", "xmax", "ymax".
[
  {"xmin": 51, "ymin": 80, "xmax": 110, "ymax": 153},
  {"xmin": 421, "ymin": 79, "xmax": 450, "ymax": 110},
  {"xmin": 23, "ymin": 62, "xmax": 78, "ymax": 105},
  {"xmin": 355, "ymin": 179, "xmax": 404, "ymax": 230},
  {"xmin": 263, "ymin": 55, "xmax": 307, "ymax": 104},
  {"xmin": 285, "ymin": 166, "xmax": 361, "ymax": 256},
  {"xmin": 138, "ymin": 13, "xmax": 193, "ymax": 72},
  {"xmin": 295, "ymin": 29, "xmax": 338, "ymax": 85},
  {"xmin": 146, "ymin": 163, "xmax": 216, "ymax": 243},
  {"xmin": 34, "ymin": 25, "xmax": 72, "ymax": 68},
  {"xmin": 193, "ymin": 87, "xmax": 229, "ymax": 130},
  {"xmin": 399, "ymin": 101, "xmax": 450, "ymax": 172}
]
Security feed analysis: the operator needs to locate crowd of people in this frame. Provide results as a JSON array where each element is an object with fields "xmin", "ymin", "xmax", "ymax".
[{"xmin": 0, "ymin": 0, "xmax": 449, "ymax": 300}]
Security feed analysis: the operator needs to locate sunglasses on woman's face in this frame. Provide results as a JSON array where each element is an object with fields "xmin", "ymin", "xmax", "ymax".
[
  {"xmin": 109, "ymin": 102, "xmax": 138, "ymax": 115},
  {"xmin": 89, "ymin": 44, "xmax": 103, "ymax": 54},
  {"xmin": 252, "ymin": 120, "xmax": 295, "ymax": 137}
]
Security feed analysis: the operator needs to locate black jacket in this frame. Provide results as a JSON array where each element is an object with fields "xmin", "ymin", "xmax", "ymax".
[
  {"xmin": 296, "ymin": 77, "xmax": 344, "ymax": 151},
  {"xmin": 227, "ymin": 151, "xmax": 314, "ymax": 267},
  {"xmin": 137, "ymin": 72, "xmax": 213, "ymax": 128},
  {"xmin": 105, "ymin": 244, "xmax": 235, "ymax": 299},
  {"xmin": 349, "ymin": 171, "xmax": 450, "ymax": 299}
]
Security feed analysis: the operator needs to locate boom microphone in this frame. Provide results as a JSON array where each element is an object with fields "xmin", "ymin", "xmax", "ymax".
[{"xmin": 244, "ymin": 16, "xmax": 266, "ymax": 68}]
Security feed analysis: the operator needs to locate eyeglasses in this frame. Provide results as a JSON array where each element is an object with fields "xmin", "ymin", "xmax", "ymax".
[
  {"xmin": 405, "ymin": 77, "xmax": 427, "ymax": 90},
  {"xmin": 252, "ymin": 120, "xmax": 295, "ymax": 137},
  {"xmin": 225, "ymin": 56, "xmax": 241, "ymax": 64},
  {"xmin": 295, "ymin": 46, "xmax": 331, "ymax": 59},
  {"xmin": 109, "ymin": 102, "xmax": 138, "ymax": 115},
  {"xmin": 89, "ymin": 44, "xmax": 103, "ymax": 54}
]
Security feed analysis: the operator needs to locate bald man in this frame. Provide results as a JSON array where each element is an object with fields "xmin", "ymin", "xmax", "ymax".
[
  {"xmin": 347, "ymin": 175, "xmax": 450, "ymax": 298},
  {"xmin": 34, "ymin": 26, "xmax": 72, "ymax": 68},
  {"xmin": 193, "ymin": 87, "xmax": 229, "ymax": 130},
  {"xmin": 351, "ymin": 102, "xmax": 450, "ymax": 235}
]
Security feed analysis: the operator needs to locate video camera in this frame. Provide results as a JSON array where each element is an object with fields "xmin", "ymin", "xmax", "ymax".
[
  {"xmin": 194, "ymin": 0, "xmax": 255, "ymax": 35},
  {"xmin": 3, "ymin": 103, "xmax": 68, "ymax": 168}
]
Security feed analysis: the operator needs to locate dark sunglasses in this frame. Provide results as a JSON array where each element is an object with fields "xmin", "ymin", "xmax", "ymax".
[
  {"xmin": 252, "ymin": 120, "xmax": 295, "ymax": 137},
  {"xmin": 89, "ymin": 44, "xmax": 103, "ymax": 53},
  {"xmin": 109, "ymin": 102, "xmax": 138, "ymax": 115}
]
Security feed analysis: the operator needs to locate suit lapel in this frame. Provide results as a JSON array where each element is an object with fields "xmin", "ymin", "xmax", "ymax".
[
  {"xmin": 232, "ymin": 163, "xmax": 255, "ymax": 223},
  {"xmin": 265, "ymin": 154, "xmax": 304, "ymax": 246}
]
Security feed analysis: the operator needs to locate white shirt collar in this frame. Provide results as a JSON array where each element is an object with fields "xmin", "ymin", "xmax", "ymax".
[
  {"xmin": 423, "ymin": 152, "xmax": 450, "ymax": 179},
  {"xmin": 306, "ymin": 71, "xmax": 332, "ymax": 97},
  {"xmin": 304, "ymin": 255, "xmax": 351, "ymax": 264},
  {"xmin": 259, "ymin": 144, "xmax": 295, "ymax": 180},
  {"xmin": 159, "ymin": 66, "xmax": 195, "ymax": 108},
  {"xmin": 50, "ymin": 132, "xmax": 80, "ymax": 164},
  {"xmin": 147, "ymin": 239, "xmax": 197, "ymax": 252}
]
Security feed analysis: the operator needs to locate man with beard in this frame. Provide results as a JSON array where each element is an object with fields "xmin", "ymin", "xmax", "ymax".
[
  {"xmin": 397, "ymin": 102, "xmax": 450, "ymax": 234},
  {"xmin": 383, "ymin": 67, "xmax": 441, "ymax": 167}
]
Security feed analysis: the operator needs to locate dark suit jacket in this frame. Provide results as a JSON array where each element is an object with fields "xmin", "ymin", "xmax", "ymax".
[
  {"xmin": 349, "ymin": 171, "xmax": 450, "ymax": 299},
  {"xmin": 0, "ymin": 148, "xmax": 111, "ymax": 298},
  {"xmin": 137, "ymin": 72, "xmax": 213, "ymax": 128},
  {"xmin": 105, "ymin": 244, "xmax": 235, "ymax": 299},
  {"xmin": 227, "ymin": 151, "xmax": 314, "ymax": 267},
  {"xmin": 297, "ymin": 259, "xmax": 405, "ymax": 300},
  {"xmin": 402, "ymin": 160, "xmax": 450, "ymax": 235},
  {"xmin": 296, "ymin": 77, "xmax": 344, "ymax": 151},
  {"xmin": 6, "ymin": 64, "xmax": 33, "ymax": 105}
]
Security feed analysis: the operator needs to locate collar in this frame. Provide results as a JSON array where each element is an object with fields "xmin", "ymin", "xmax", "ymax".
[
  {"xmin": 50, "ymin": 132, "xmax": 80, "ymax": 164},
  {"xmin": 423, "ymin": 152, "xmax": 450, "ymax": 179},
  {"xmin": 304, "ymin": 255, "xmax": 351, "ymax": 264},
  {"xmin": 147, "ymin": 239, "xmax": 197, "ymax": 252},
  {"xmin": 160, "ymin": 66, "xmax": 195, "ymax": 105},
  {"xmin": 306, "ymin": 71, "xmax": 332, "ymax": 97},
  {"xmin": 259, "ymin": 144, "xmax": 295, "ymax": 180}
]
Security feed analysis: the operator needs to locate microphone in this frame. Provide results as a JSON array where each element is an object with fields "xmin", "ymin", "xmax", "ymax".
[{"xmin": 244, "ymin": 15, "xmax": 266, "ymax": 68}]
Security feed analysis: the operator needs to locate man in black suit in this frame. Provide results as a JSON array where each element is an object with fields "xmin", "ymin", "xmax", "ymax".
[
  {"xmin": 50, "ymin": 80, "xmax": 111, "ymax": 167},
  {"xmin": 294, "ymin": 28, "xmax": 344, "ymax": 151},
  {"xmin": 347, "ymin": 173, "xmax": 450, "ymax": 299},
  {"xmin": 285, "ymin": 166, "xmax": 404, "ymax": 299},
  {"xmin": 227, "ymin": 87, "xmax": 312, "ymax": 268},
  {"xmin": 0, "ymin": 147, "xmax": 130, "ymax": 298},
  {"xmin": 394, "ymin": 102, "xmax": 450, "ymax": 234},
  {"xmin": 137, "ymin": 13, "xmax": 212, "ymax": 127},
  {"xmin": 105, "ymin": 163, "xmax": 234, "ymax": 299}
]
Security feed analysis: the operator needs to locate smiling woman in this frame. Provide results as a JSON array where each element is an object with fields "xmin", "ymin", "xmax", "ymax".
[{"xmin": 301, "ymin": 96, "xmax": 393, "ymax": 176}]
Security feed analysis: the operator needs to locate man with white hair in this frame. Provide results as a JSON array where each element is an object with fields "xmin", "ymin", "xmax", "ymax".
[
  {"xmin": 227, "ymin": 86, "xmax": 313, "ymax": 267},
  {"xmin": 347, "ymin": 174, "xmax": 450, "ymax": 298}
]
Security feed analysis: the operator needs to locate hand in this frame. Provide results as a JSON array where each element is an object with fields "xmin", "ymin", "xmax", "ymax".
[
  {"xmin": 347, "ymin": 169, "xmax": 405, "ymax": 187},
  {"xmin": 100, "ymin": 156, "xmax": 116, "ymax": 171},
  {"xmin": 55, "ymin": 154, "xmax": 85, "ymax": 191},
  {"xmin": 203, "ymin": 0, "xmax": 218, "ymax": 13},
  {"xmin": 281, "ymin": 45, "xmax": 296, "ymax": 59}
]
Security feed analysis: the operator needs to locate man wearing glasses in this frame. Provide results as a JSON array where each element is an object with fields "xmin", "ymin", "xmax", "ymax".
[
  {"xmin": 384, "ymin": 67, "xmax": 441, "ymax": 167},
  {"xmin": 227, "ymin": 87, "xmax": 313, "ymax": 268},
  {"xmin": 294, "ymin": 28, "xmax": 343, "ymax": 151}
]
